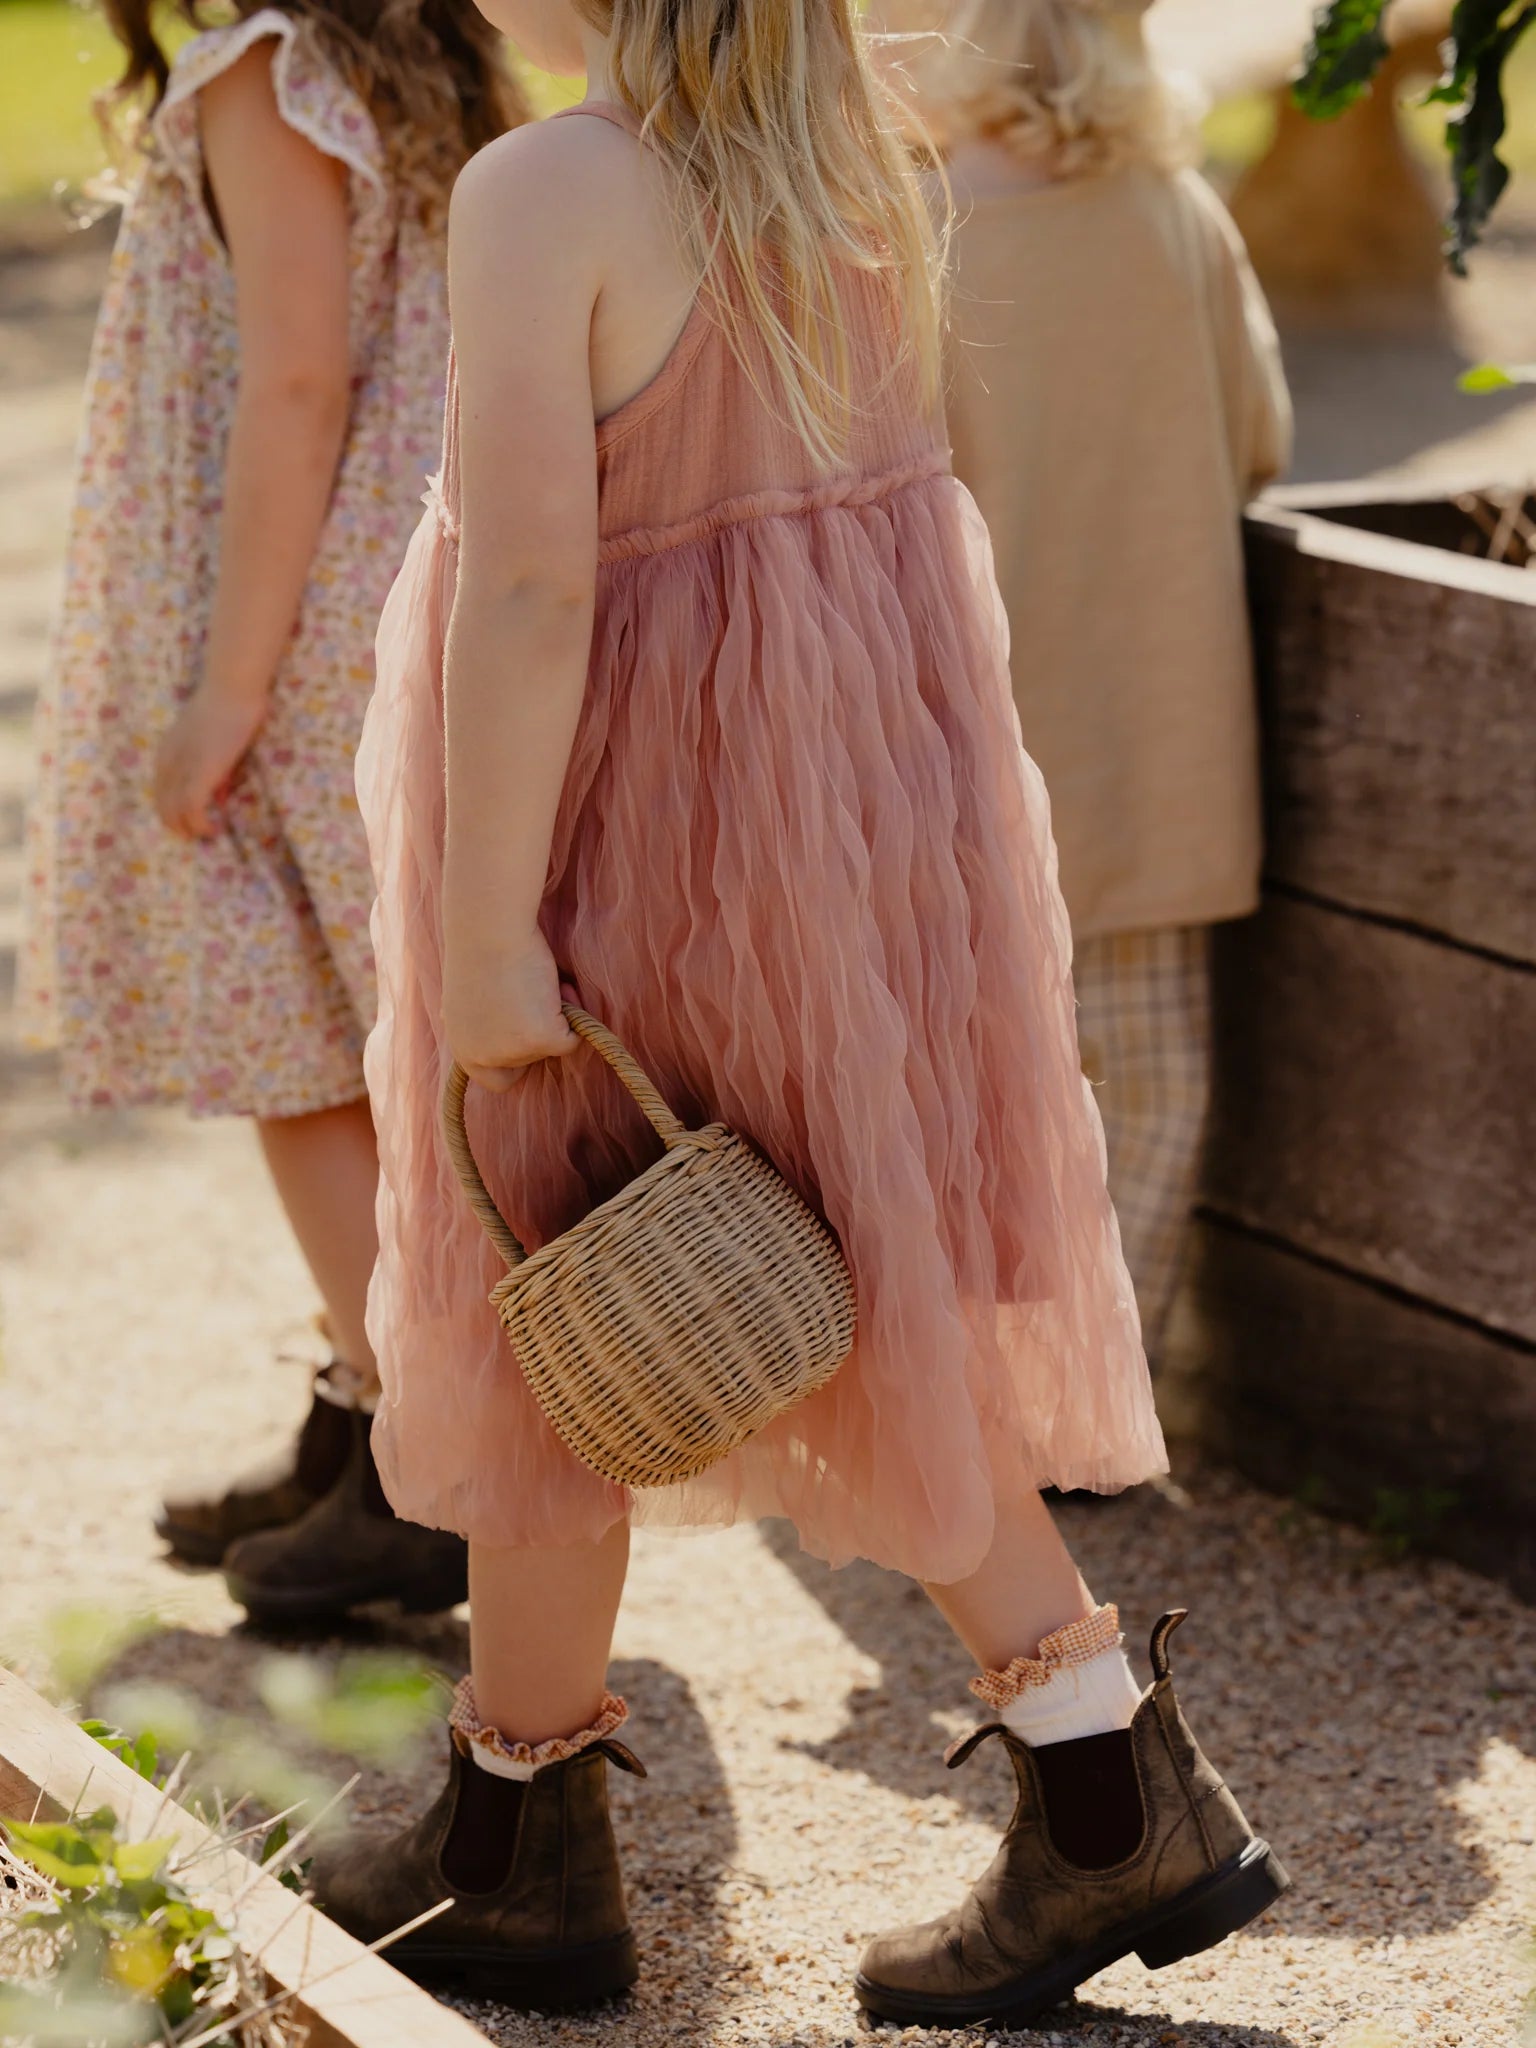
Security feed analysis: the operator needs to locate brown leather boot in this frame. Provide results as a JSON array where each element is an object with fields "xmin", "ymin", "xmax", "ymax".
[
  {"xmin": 155, "ymin": 1364, "xmax": 355, "ymax": 1565},
  {"xmin": 310, "ymin": 1730, "xmax": 645, "ymax": 2006},
  {"xmin": 222, "ymin": 1410, "xmax": 467, "ymax": 1626},
  {"xmin": 856, "ymin": 1611, "xmax": 1290, "ymax": 2030}
]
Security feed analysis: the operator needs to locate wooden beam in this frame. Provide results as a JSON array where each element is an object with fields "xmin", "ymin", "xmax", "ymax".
[
  {"xmin": 1246, "ymin": 499, "xmax": 1536, "ymax": 964},
  {"xmin": 0, "ymin": 1668, "xmax": 488, "ymax": 2048},
  {"xmin": 1165, "ymin": 1216, "xmax": 1536, "ymax": 1598},
  {"xmin": 1206, "ymin": 897, "xmax": 1536, "ymax": 1342}
]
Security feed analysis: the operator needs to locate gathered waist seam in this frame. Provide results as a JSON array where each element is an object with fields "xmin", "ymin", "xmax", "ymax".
[{"xmin": 597, "ymin": 452, "xmax": 951, "ymax": 563}]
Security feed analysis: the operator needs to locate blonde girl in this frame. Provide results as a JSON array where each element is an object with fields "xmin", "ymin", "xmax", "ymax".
[
  {"xmin": 912, "ymin": 0, "xmax": 1293, "ymax": 1361},
  {"xmin": 312, "ymin": 0, "xmax": 1288, "ymax": 2023},
  {"xmin": 21, "ymin": 0, "xmax": 524, "ymax": 1616}
]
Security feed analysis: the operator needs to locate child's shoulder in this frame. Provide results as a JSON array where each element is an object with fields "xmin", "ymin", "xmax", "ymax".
[
  {"xmin": 455, "ymin": 108, "xmax": 643, "ymax": 213},
  {"xmin": 164, "ymin": 6, "xmax": 296, "ymax": 98},
  {"xmin": 153, "ymin": 6, "xmax": 384, "ymax": 196},
  {"xmin": 451, "ymin": 109, "xmax": 655, "ymax": 266}
]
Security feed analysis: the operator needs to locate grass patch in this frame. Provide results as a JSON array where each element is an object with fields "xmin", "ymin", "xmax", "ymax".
[
  {"xmin": 0, "ymin": 0, "xmax": 123, "ymax": 209},
  {"xmin": 0, "ymin": 0, "xmax": 578, "ymax": 212}
]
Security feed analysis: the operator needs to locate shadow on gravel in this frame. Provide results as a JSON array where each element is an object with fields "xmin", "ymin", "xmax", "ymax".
[
  {"xmin": 1004, "ymin": 1998, "xmax": 1304, "ymax": 2045},
  {"xmin": 762, "ymin": 1471, "xmax": 1536, "ymax": 1950}
]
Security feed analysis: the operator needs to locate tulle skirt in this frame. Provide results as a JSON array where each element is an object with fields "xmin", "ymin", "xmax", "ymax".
[{"xmin": 358, "ymin": 469, "xmax": 1165, "ymax": 1583}]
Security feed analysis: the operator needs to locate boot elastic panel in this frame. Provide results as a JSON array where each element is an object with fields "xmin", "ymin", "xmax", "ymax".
[
  {"xmin": 293, "ymin": 1381, "xmax": 357, "ymax": 1498},
  {"xmin": 1033, "ymin": 1726, "xmax": 1145, "ymax": 1870},
  {"xmin": 441, "ymin": 1745, "xmax": 528, "ymax": 1896}
]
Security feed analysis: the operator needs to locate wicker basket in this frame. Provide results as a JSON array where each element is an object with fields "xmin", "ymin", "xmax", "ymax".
[{"xmin": 441, "ymin": 1006, "xmax": 857, "ymax": 1489}]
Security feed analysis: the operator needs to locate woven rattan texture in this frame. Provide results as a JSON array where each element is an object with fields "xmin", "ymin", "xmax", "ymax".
[{"xmin": 445, "ymin": 1009, "xmax": 857, "ymax": 1489}]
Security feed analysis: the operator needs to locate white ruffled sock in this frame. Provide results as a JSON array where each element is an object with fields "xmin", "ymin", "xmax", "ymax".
[{"xmin": 971, "ymin": 1604, "xmax": 1143, "ymax": 1749}]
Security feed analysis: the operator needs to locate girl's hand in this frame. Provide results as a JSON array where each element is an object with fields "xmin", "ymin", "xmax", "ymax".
[
  {"xmin": 153, "ymin": 689, "xmax": 269, "ymax": 839},
  {"xmin": 443, "ymin": 930, "xmax": 579, "ymax": 1092}
]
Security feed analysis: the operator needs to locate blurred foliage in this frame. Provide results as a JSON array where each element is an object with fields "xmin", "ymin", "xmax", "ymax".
[
  {"xmin": 1367, "ymin": 1483, "xmax": 1459, "ymax": 1561},
  {"xmin": 0, "ymin": 1, "xmax": 123, "ymax": 209},
  {"xmin": 255, "ymin": 1649, "xmax": 443, "ymax": 1764},
  {"xmin": 80, "ymin": 1718, "xmax": 162, "ymax": 1787},
  {"xmin": 89, "ymin": 1652, "xmax": 444, "ymax": 1831},
  {"xmin": 1459, "ymin": 357, "xmax": 1536, "ymax": 386},
  {"xmin": 0, "ymin": 0, "xmax": 576, "ymax": 210},
  {"xmin": 0, "ymin": 1807, "xmax": 283, "ymax": 2047},
  {"xmin": 0, "ymin": 1646, "xmax": 441, "ymax": 2042},
  {"xmin": 15, "ymin": 1604, "xmax": 443, "ymax": 1855},
  {"xmin": 37, "ymin": 1604, "xmax": 155, "ymax": 1701},
  {"xmin": 1295, "ymin": 0, "xmax": 1536, "ymax": 270}
]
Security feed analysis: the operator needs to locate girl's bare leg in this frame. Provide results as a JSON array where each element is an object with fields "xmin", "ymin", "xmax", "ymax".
[
  {"xmin": 925, "ymin": 1482, "xmax": 1095, "ymax": 1666},
  {"xmin": 469, "ymin": 1520, "xmax": 632, "ymax": 1743},
  {"xmin": 256, "ymin": 1098, "xmax": 381, "ymax": 1383}
]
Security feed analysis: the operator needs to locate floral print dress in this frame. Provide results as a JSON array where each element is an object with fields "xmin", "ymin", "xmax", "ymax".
[{"xmin": 20, "ymin": 8, "xmax": 450, "ymax": 1117}]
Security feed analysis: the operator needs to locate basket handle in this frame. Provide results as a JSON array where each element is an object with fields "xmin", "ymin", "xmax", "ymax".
[{"xmin": 441, "ymin": 1004, "xmax": 689, "ymax": 1272}]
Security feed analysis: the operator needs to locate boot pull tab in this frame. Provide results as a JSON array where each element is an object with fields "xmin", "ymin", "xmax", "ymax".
[
  {"xmin": 595, "ymin": 1736, "xmax": 648, "ymax": 1779},
  {"xmin": 944, "ymin": 1722, "xmax": 1010, "ymax": 1771},
  {"xmin": 1148, "ymin": 1608, "xmax": 1190, "ymax": 1685}
]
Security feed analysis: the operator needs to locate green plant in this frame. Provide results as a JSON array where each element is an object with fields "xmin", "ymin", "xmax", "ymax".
[
  {"xmin": 0, "ymin": 1805, "xmax": 297, "ymax": 2047},
  {"xmin": 255, "ymin": 1651, "xmax": 444, "ymax": 1765},
  {"xmin": 1276, "ymin": 1470, "xmax": 1332, "ymax": 1537},
  {"xmin": 1294, "ymin": 0, "xmax": 1536, "ymax": 270},
  {"xmin": 79, "ymin": 1720, "xmax": 160, "ymax": 1787},
  {"xmin": 1367, "ymin": 1483, "xmax": 1459, "ymax": 1560},
  {"xmin": 1459, "ymin": 359, "xmax": 1536, "ymax": 387}
]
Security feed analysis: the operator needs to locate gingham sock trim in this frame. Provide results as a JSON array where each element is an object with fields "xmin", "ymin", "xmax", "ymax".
[
  {"xmin": 449, "ymin": 1677, "xmax": 629, "ymax": 1781},
  {"xmin": 969, "ymin": 1603, "xmax": 1125, "ymax": 1710}
]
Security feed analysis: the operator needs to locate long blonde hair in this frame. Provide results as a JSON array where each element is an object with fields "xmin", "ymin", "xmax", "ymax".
[
  {"xmin": 929, "ymin": 0, "xmax": 1201, "ymax": 180},
  {"xmin": 574, "ymin": 0, "xmax": 946, "ymax": 467}
]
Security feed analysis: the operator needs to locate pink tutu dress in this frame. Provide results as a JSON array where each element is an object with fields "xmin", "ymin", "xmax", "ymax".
[{"xmin": 359, "ymin": 104, "xmax": 1166, "ymax": 1583}]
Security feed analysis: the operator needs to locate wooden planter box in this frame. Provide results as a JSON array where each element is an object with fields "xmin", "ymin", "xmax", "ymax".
[
  {"xmin": 1166, "ymin": 483, "xmax": 1536, "ymax": 1594},
  {"xmin": 0, "ymin": 1668, "xmax": 489, "ymax": 2048}
]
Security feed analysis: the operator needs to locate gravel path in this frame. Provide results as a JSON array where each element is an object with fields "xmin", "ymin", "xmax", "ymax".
[{"xmin": 1, "ymin": 210, "xmax": 1534, "ymax": 2048}]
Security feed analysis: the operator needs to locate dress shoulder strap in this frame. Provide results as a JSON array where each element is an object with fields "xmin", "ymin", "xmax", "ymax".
[
  {"xmin": 433, "ymin": 347, "xmax": 462, "ymax": 540},
  {"xmin": 549, "ymin": 100, "xmax": 642, "ymax": 138}
]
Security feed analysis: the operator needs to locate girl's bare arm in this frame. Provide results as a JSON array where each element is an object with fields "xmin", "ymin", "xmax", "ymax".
[
  {"xmin": 155, "ymin": 45, "xmax": 352, "ymax": 837},
  {"xmin": 438, "ymin": 122, "xmax": 617, "ymax": 1088}
]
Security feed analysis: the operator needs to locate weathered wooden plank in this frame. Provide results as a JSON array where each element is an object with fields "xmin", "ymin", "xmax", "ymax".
[
  {"xmin": 1164, "ymin": 1218, "xmax": 1536, "ymax": 1598},
  {"xmin": 1204, "ymin": 895, "xmax": 1536, "ymax": 1341},
  {"xmin": 1245, "ymin": 499, "xmax": 1536, "ymax": 963},
  {"xmin": 0, "ymin": 1668, "xmax": 488, "ymax": 2048}
]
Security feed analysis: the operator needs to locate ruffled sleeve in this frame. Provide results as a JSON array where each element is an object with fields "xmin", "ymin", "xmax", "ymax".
[{"xmin": 151, "ymin": 7, "xmax": 387, "ymax": 229}]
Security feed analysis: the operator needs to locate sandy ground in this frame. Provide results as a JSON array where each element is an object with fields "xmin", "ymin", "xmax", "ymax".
[{"xmin": 2, "ymin": 205, "xmax": 1535, "ymax": 2048}]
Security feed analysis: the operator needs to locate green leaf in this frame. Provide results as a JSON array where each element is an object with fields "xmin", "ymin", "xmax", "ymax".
[
  {"xmin": 3, "ymin": 1817, "xmax": 117, "ymax": 1890},
  {"xmin": 158, "ymin": 1969, "xmax": 196, "ymax": 2027},
  {"xmin": 111, "ymin": 1837, "xmax": 174, "ymax": 1884},
  {"xmin": 1444, "ymin": 6, "xmax": 1536, "ymax": 270},
  {"xmin": 1293, "ymin": 0, "xmax": 1393, "ymax": 120},
  {"xmin": 159, "ymin": 1898, "xmax": 216, "ymax": 1938},
  {"xmin": 40, "ymin": 1605, "xmax": 153, "ymax": 1699},
  {"xmin": 259, "ymin": 1649, "xmax": 441, "ymax": 1764},
  {"xmin": 1458, "ymin": 361, "xmax": 1517, "ymax": 390}
]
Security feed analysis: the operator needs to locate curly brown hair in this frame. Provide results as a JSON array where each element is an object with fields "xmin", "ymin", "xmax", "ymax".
[{"xmin": 100, "ymin": 0, "xmax": 529, "ymax": 222}]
